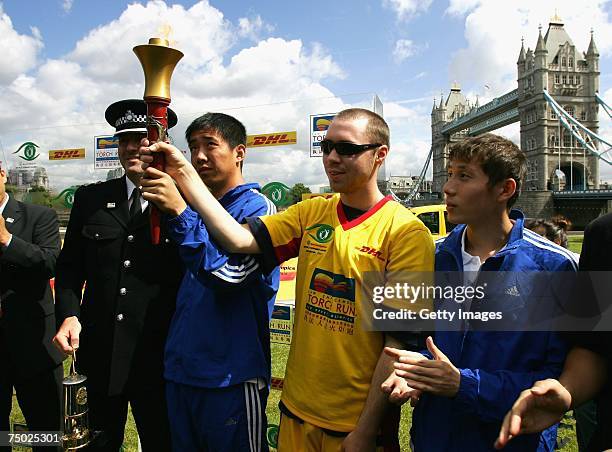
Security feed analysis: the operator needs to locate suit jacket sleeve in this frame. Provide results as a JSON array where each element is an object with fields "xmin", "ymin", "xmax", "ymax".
[
  {"xmin": 54, "ymin": 187, "xmax": 87, "ymax": 321},
  {"xmin": 0, "ymin": 205, "xmax": 60, "ymax": 280}
]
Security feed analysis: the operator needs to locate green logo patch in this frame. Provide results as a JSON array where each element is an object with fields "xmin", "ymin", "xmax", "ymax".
[
  {"xmin": 14, "ymin": 141, "xmax": 40, "ymax": 161},
  {"xmin": 306, "ymin": 223, "xmax": 334, "ymax": 244}
]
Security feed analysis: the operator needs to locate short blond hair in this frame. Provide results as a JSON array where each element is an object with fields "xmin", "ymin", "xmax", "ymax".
[{"xmin": 334, "ymin": 108, "xmax": 390, "ymax": 147}]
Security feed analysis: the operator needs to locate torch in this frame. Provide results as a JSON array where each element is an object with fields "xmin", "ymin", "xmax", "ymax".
[{"xmin": 134, "ymin": 37, "xmax": 183, "ymax": 244}]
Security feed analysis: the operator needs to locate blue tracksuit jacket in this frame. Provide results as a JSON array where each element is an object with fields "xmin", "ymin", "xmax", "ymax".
[
  {"xmin": 411, "ymin": 210, "xmax": 576, "ymax": 452},
  {"xmin": 163, "ymin": 183, "xmax": 280, "ymax": 388}
]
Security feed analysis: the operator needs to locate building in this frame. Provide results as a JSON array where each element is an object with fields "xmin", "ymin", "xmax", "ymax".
[
  {"xmin": 430, "ymin": 15, "xmax": 599, "ymax": 193},
  {"xmin": 517, "ymin": 15, "xmax": 599, "ymax": 191},
  {"xmin": 8, "ymin": 165, "xmax": 50, "ymax": 190}
]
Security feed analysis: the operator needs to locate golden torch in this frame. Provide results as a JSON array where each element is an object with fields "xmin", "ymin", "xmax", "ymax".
[{"xmin": 134, "ymin": 37, "xmax": 183, "ymax": 244}]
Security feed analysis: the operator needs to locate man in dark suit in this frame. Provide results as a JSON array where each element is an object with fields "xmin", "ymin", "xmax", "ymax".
[
  {"xmin": 0, "ymin": 163, "xmax": 63, "ymax": 451},
  {"xmin": 53, "ymin": 99, "xmax": 183, "ymax": 451}
]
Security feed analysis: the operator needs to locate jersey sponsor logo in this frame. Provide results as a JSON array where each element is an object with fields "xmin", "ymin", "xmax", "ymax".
[
  {"xmin": 305, "ymin": 223, "xmax": 334, "ymax": 244},
  {"xmin": 309, "ymin": 268, "xmax": 355, "ymax": 302},
  {"xmin": 356, "ymin": 245, "xmax": 385, "ymax": 261},
  {"xmin": 306, "ymin": 269, "xmax": 356, "ymax": 334}
]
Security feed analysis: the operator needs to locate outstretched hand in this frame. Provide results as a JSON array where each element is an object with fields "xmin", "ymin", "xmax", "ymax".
[
  {"xmin": 391, "ymin": 336, "xmax": 460, "ymax": 398},
  {"xmin": 494, "ymin": 379, "xmax": 571, "ymax": 449}
]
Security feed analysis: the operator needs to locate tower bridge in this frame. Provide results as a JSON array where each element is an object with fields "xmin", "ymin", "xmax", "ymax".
[{"xmin": 425, "ymin": 14, "xmax": 608, "ymax": 227}]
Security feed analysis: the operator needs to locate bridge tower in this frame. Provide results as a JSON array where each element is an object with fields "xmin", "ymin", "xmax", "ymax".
[
  {"xmin": 431, "ymin": 84, "xmax": 473, "ymax": 193},
  {"xmin": 518, "ymin": 15, "xmax": 599, "ymax": 191}
]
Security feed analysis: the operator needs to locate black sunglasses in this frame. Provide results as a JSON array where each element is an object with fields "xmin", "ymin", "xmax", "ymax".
[{"xmin": 320, "ymin": 139, "xmax": 382, "ymax": 156}]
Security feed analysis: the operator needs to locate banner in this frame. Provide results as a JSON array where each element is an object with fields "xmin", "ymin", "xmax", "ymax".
[
  {"xmin": 270, "ymin": 302, "xmax": 294, "ymax": 345},
  {"xmin": 94, "ymin": 135, "xmax": 120, "ymax": 169},
  {"xmin": 247, "ymin": 131, "xmax": 297, "ymax": 147},
  {"xmin": 261, "ymin": 181, "xmax": 292, "ymax": 208},
  {"xmin": 310, "ymin": 113, "xmax": 335, "ymax": 157},
  {"xmin": 49, "ymin": 148, "xmax": 85, "ymax": 160}
]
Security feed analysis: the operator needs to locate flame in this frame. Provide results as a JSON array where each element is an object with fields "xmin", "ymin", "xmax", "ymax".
[{"xmin": 157, "ymin": 23, "xmax": 176, "ymax": 47}]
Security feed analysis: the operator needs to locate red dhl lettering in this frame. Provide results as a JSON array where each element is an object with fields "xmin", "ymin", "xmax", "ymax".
[
  {"xmin": 253, "ymin": 134, "xmax": 292, "ymax": 146},
  {"xmin": 357, "ymin": 245, "xmax": 384, "ymax": 260},
  {"xmin": 53, "ymin": 150, "xmax": 81, "ymax": 158}
]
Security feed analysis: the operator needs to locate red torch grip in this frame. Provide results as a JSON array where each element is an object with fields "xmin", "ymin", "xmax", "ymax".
[{"xmin": 145, "ymin": 98, "xmax": 170, "ymax": 245}]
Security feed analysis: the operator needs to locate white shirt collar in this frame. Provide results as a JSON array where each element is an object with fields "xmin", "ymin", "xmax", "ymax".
[
  {"xmin": 0, "ymin": 193, "xmax": 9, "ymax": 215},
  {"xmin": 461, "ymin": 227, "xmax": 483, "ymax": 271},
  {"xmin": 125, "ymin": 177, "xmax": 137, "ymax": 200},
  {"xmin": 125, "ymin": 177, "xmax": 147, "ymax": 212},
  {"xmin": 460, "ymin": 226, "xmax": 509, "ymax": 271}
]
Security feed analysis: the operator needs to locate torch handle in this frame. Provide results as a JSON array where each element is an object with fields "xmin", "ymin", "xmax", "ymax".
[{"xmin": 144, "ymin": 98, "xmax": 170, "ymax": 245}]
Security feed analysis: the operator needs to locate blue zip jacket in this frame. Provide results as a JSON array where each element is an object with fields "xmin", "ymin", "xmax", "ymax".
[
  {"xmin": 163, "ymin": 183, "xmax": 280, "ymax": 388},
  {"xmin": 411, "ymin": 210, "xmax": 575, "ymax": 452}
]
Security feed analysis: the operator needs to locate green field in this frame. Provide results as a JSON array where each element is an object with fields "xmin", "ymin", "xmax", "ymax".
[{"xmin": 11, "ymin": 235, "xmax": 585, "ymax": 451}]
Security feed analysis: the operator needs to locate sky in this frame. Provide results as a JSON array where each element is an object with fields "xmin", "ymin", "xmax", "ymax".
[{"xmin": 1, "ymin": 0, "xmax": 612, "ymax": 192}]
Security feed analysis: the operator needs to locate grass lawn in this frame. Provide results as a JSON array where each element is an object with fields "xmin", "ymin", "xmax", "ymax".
[
  {"xmin": 568, "ymin": 235, "xmax": 584, "ymax": 254},
  {"xmin": 10, "ymin": 236, "xmax": 585, "ymax": 451}
]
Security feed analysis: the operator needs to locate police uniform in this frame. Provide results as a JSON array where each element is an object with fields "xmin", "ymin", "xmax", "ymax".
[{"xmin": 54, "ymin": 100, "xmax": 183, "ymax": 451}]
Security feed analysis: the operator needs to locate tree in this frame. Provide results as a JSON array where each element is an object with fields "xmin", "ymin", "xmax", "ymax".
[
  {"xmin": 25, "ymin": 186, "xmax": 52, "ymax": 207},
  {"xmin": 290, "ymin": 183, "xmax": 311, "ymax": 204}
]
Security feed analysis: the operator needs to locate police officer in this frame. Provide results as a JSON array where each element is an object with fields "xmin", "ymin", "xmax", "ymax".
[{"xmin": 53, "ymin": 99, "xmax": 183, "ymax": 451}]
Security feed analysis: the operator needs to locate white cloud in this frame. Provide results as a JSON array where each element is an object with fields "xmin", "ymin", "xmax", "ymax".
[
  {"xmin": 237, "ymin": 15, "xmax": 274, "ymax": 41},
  {"xmin": 381, "ymin": 101, "xmax": 433, "ymax": 178},
  {"xmin": 62, "ymin": 0, "xmax": 74, "ymax": 13},
  {"xmin": 0, "ymin": 1, "xmax": 348, "ymax": 190},
  {"xmin": 383, "ymin": 0, "xmax": 432, "ymax": 21},
  {"xmin": 393, "ymin": 39, "xmax": 418, "ymax": 63},
  {"xmin": 0, "ymin": 5, "xmax": 43, "ymax": 84}
]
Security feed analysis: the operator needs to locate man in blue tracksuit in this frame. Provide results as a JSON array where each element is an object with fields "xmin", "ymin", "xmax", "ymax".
[
  {"xmin": 141, "ymin": 112, "xmax": 280, "ymax": 451},
  {"xmin": 383, "ymin": 133, "xmax": 575, "ymax": 451}
]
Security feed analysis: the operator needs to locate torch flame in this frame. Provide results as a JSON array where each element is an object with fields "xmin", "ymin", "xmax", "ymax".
[{"xmin": 157, "ymin": 23, "xmax": 176, "ymax": 47}]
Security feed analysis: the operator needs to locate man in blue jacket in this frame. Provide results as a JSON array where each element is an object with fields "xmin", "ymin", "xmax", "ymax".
[
  {"xmin": 383, "ymin": 133, "xmax": 575, "ymax": 451},
  {"xmin": 141, "ymin": 112, "xmax": 280, "ymax": 451}
]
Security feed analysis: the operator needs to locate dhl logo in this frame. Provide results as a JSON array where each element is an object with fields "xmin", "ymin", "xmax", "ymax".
[
  {"xmin": 356, "ymin": 245, "xmax": 385, "ymax": 261},
  {"xmin": 247, "ymin": 131, "xmax": 297, "ymax": 148},
  {"xmin": 49, "ymin": 148, "xmax": 86, "ymax": 160}
]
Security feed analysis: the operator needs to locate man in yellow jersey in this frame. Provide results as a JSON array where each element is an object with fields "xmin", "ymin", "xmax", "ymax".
[{"xmin": 139, "ymin": 108, "xmax": 434, "ymax": 451}]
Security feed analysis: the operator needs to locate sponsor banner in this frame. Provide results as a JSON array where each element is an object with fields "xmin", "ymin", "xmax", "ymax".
[
  {"xmin": 310, "ymin": 113, "xmax": 335, "ymax": 157},
  {"xmin": 247, "ymin": 131, "xmax": 297, "ymax": 148},
  {"xmin": 94, "ymin": 135, "xmax": 120, "ymax": 169},
  {"xmin": 277, "ymin": 257, "xmax": 298, "ymax": 301},
  {"xmin": 13, "ymin": 141, "xmax": 41, "ymax": 162},
  {"xmin": 270, "ymin": 302, "xmax": 294, "ymax": 345},
  {"xmin": 49, "ymin": 148, "xmax": 85, "ymax": 160},
  {"xmin": 261, "ymin": 181, "xmax": 292, "ymax": 208}
]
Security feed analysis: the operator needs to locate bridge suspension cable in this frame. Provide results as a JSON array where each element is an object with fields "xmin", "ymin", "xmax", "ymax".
[
  {"xmin": 596, "ymin": 93, "xmax": 612, "ymax": 120},
  {"xmin": 543, "ymin": 89, "xmax": 612, "ymax": 165},
  {"xmin": 387, "ymin": 145, "xmax": 434, "ymax": 204}
]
